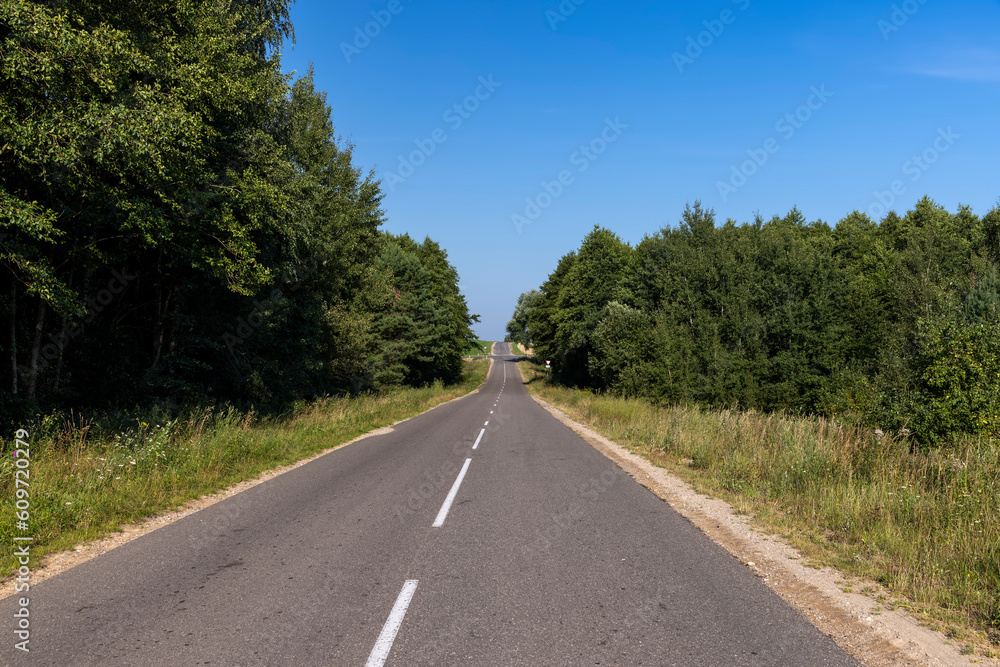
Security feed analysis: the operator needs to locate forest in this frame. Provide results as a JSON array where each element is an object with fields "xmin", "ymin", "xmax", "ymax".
[
  {"xmin": 509, "ymin": 199, "xmax": 1000, "ymax": 447},
  {"xmin": 1, "ymin": 0, "xmax": 477, "ymax": 425}
]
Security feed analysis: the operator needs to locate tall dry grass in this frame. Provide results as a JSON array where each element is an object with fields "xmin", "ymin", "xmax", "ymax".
[
  {"xmin": 0, "ymin": 359, "xmax": 489, "ymax": 576},
  {"xmin": 519, "ymin": 361, "xmax": 999, "ymax": 652}
]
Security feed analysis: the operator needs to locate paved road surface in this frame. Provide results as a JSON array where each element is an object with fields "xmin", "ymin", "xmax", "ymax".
[{"xmin": 2, "ymin": 343, "xmax": 858, "ymax": 665}]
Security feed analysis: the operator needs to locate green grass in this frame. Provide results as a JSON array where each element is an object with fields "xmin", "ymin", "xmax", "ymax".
[
  {"xmin": 517, "ymin": 359, "xmax": 1000, "ymax": 656},
  {"xmin": 507, "ymin": 341, "xmax": 535, "ymax": 356},
  {"xmin": 464, "ymin": 339, "xmax": 492, "ymax": 355},
  {"xmin": 0, "ymin": 359, "xmax": 489, "ymax": 577}
]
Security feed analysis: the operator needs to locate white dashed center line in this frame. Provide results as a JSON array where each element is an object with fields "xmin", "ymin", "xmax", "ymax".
[
  {"xmin": 365, "ymin": 580, "xmax": 418, "ymax": 667},
  {"xmin": 432, "ymin": 458, "xmax": 472, "ymax": 527}
]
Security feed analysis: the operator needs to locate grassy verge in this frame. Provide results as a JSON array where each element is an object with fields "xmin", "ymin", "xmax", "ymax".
[
  {"xmin": 508, "ymin": 342, "xmax": 523, "ymax": 355},
  {"xmin": 464, "ymin": 339, "xmax": 492, "ymax": 355},
  {"xmin": 517, "ymin": 359, "xmax": 1000, "ymax": 656},
  {"xmin": 0, "ymin": 359, "xmax": 489, "ymax": 576}
]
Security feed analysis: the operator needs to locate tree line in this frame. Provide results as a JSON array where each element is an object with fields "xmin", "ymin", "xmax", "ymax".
[
  {"xmin": 509, "ymin": 199, "xmax": 1000, "ymax": 447},
  {"xmin": 1, "ymin": 0, "xmax": 476, "ymax": 423}
]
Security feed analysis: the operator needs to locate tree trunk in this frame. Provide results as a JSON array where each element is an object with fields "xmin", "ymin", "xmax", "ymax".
[
  {"xmin": 149, "ymin": 286, "xmax": 173, "ymax": 373},
  {"xmin": 52, "ymin": 270, "xmax": 74, "ymax": 393},
  {"xmin": 149, "ymin": 251, "xmax": 168, "ymax": 373},
  {"xmin": 27, "ymin": 298, "xmax": 46, "ymax": 399},
  {"xmin": 8, "ymin": 278, "xmax": 16, "ymax": 396},
  {"xmin": 52, "ymin": 309, "xmax": 67, "ymax": 393}
]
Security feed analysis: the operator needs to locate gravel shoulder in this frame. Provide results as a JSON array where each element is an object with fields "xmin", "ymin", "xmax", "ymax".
[
  {"xmin": 527, "ymin": 389, "xmax": 998, "ymax": 667},
  {"xmin": 6, "ymin": 350, "xmax": 987, "ymax": 667}
]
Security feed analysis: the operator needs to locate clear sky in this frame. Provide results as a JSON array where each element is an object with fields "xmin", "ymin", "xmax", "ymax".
[{"xmin": 279, "ymin": 0, "xmax": 1000, "ymax": 341}]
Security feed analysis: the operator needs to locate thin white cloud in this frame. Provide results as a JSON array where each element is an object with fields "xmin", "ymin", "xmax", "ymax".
[{"xmin": 910, "ymin": 49, "xmax": 1000, "ymax": 82}]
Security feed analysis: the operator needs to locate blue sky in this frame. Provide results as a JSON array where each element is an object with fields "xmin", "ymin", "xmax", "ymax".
[{"xmin": 280, "ymin": 0, "xmax": 1000, "ymax": 341}]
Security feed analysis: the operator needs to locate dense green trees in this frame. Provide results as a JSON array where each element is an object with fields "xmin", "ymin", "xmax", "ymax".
[
  {"xmin": 1, "ymin": 0, "xmax": 476, "ymax": 421},
  {"xmin": 371, "ymin": 234, "xmax": 478, "ymax": 389},
  {"xmin": 504, "ymin": 289, "xmax": 541, "ymax": 346},
  {"xmin": 517, "ymin": 199, "xmax": 1000, "ymax": 447}
]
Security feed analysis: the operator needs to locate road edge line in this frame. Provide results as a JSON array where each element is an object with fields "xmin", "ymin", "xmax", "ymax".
[{"xmin": 515, "ymin": 363, "xmax": 992, "ymax": 667}]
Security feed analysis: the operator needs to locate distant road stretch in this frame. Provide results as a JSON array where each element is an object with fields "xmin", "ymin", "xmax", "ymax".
[{"xmin": 3, "ymin": 342, "xmax": 858, "ymax": 665}]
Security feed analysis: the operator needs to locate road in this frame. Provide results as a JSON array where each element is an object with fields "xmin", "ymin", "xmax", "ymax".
[{"xmin": 2, "ymin": 343, "xmax": 858, "ymax": 665}]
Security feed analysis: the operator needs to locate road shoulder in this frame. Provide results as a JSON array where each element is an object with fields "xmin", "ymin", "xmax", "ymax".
[
  {"xmin": 524, "ymin": 384, "xmax": 996, "ymax": 667},
  {"xmin": 0, "ymin": 360, "xmax": 497, "ymax": 602}
]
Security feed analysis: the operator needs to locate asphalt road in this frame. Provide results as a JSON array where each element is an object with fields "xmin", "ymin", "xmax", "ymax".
[{"xmin": 2, "ymin": 343, "xmax": 859, "ymax": 665}]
